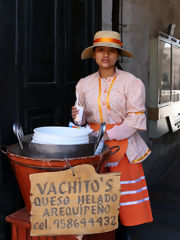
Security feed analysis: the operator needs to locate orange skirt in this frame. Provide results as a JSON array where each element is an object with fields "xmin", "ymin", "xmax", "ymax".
[{"xmin": 90, "ymin": 123, "xmax": 153, "ymax": 226}]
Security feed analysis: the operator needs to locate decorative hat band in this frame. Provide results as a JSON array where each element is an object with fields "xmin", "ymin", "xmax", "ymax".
[
  {"xmin": 81, "ymin": 31, "xmax": 133, "ymax": 59},
  {"xmin": 94, "ymin": 37, "xmax": 123, "ymax": 47}
]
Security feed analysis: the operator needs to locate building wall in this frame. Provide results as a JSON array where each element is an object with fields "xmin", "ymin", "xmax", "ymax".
[{"xmin": 102, "ymin": 0, "xmax": 180, "ymax": 187}]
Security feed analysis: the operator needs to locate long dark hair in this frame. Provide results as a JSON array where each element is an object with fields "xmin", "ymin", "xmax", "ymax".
[
  {"xmin": 116, "ymin": 49, "xmax": 123, "ymax": 70},
  {"xmin": 115, "ymin": 60, "xmax": 123, "ymax": 70}
]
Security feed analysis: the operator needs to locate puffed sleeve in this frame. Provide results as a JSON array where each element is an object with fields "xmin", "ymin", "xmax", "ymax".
[
  {"xmin": 123, "ymin": 77, "xmax": 146, "ymax": 130},
  {"xmin": 75, "ymin": 79, "xmax": 85, "ymax": 107}
]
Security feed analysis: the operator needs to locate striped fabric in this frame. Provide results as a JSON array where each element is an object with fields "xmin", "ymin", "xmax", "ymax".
[
  {"xmin": 106, "ymin": 153, "xmax": 153, "ymax": 226},
  {"xmin": 90, "ymin": 123, "xmax": 153, "ymax": 226}
]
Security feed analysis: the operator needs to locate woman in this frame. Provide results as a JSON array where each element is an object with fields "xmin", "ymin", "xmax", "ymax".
[{"xmin": 72, "ymin": 30, "xmax": 153, "ymax": 239}]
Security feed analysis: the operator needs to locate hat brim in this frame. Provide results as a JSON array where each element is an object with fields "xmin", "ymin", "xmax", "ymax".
[{"xmin": 81, "ymin": 44, "xmax": 133, "ymax": 59}]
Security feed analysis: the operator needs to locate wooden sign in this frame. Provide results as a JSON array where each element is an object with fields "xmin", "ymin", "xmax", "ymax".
[{"xmin": 30, "ymin": 164, "xmax": 121, "ymax": 236}]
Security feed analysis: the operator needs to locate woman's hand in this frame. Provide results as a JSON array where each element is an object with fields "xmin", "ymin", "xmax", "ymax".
[
  {"xmin": 72, "ymin": 105, "xmax": 86, "ymax": 126},
  {"xmin": 71, "ymin": 105, "xmax": 79, "ymax": 121},
  {"xmin": 91, "ymin": 131, "xmax": 109, "ymax": 141}
]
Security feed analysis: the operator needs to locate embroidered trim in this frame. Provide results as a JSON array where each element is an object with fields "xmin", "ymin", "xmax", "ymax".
[
  {"xmin": 107, "ymin": 75, "xmax": 117, "ymax": 110},
  {"xmin": 98, "ymin": 78, "xmax": 103, "ymax": 122},
  {"xmin": 121, "ymin": 176, "xmax": 145, "ymax": 185},
  {"xmin": 105, "ymin": 161, "xmax": 119, "ymax": 167},
  {"xmin": 135, "ymin": 112, "xmax": 145, "ymax": 115},
  {"xmin": 128, "ymin": 112, "xmax": 145, "ymax": 115},
  {"xmin": 120, "ymin": 197, "xmax": 149, "ymax": 206},
  {"xmin": 98, "ymin": 74, "xmax": 117, "ymax": 122},
  {"xmin": 121, "ymin": 186, "xmax": 147, "ymax": 195},
  {"xmin": 132, "ymin": 149, "xmax": 151, "ymax": 163}
]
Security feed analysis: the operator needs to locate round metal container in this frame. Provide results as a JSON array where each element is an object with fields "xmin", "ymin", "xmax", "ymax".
[
  {"xmin": 6, "ymin": 143, "xmax": 110, "ymax": 212},
  {"xmin": 18, "ymin": 134, "xmax": 99, "ymax": 158}
]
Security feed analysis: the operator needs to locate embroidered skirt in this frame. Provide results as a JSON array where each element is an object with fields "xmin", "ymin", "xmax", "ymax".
[{"xmin": 90, "ymin": 123, "xmax": 153, "ymax": 226}]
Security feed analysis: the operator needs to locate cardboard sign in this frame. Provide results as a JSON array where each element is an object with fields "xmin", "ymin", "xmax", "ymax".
[{"xmin": 30, "ymin": 164, "xmax": 121, "ymax": 236}]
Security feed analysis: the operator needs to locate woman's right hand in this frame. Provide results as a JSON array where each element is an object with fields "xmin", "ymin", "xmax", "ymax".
[{"xmin": 71, "ymin": 105, "xmax": 79, "ymax": 121}]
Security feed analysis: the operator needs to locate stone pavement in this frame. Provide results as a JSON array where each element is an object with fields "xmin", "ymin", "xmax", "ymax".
[{"xmin": 126, "ymin": 171, "xmax": 180, "ymax": 239}]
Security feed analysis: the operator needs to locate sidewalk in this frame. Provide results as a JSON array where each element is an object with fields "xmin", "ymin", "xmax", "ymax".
[{"xmin": 127, "ymin": 166, "xmax": 180, "ymax": 240}]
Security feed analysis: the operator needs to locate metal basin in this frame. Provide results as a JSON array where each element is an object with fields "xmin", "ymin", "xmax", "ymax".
[
  {"xmin": 6, "ymin": 143, "xmax": 110, "ymax": 212},
  {"xmin": 15, "ymin": 134, "xmax": 99, "ymax": 158}
]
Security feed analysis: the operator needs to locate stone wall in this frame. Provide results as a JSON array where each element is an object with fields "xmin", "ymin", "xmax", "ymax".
[{"xmin": 102, "ymin": 0, "xmax": 180, "ymax": 187}]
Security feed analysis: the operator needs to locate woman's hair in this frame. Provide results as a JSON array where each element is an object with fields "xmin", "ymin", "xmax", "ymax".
[
  {"xmin": 115, "ymin": 49, "xmax": 123, "ymax": 70},
  {"xmin": 115, "ymin": 60, "xmax": 123, "ymax": 70}
]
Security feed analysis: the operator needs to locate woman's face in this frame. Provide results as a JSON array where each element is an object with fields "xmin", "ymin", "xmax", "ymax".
[{"xmin": 93, "ymin": 46, "xmax": 119, "ymax": 70}]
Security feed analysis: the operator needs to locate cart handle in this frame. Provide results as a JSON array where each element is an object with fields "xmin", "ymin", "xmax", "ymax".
[{"xmin": 96, "ymin": 145, "xmax": 120, "ymax": 173}]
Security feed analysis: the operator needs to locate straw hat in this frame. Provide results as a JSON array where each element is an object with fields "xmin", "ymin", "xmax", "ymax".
[{"xmin": 81, "ymin": 30, "xmax": 133, "ymax": 59}]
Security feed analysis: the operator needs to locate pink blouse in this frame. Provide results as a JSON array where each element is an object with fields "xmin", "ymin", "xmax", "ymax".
[{"xmin": 76, "ymin": 69, "xmax": 151, "ymax": 163}]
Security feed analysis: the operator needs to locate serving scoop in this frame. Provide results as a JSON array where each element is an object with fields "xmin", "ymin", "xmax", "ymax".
[
  {"xmin": 13, "ymin": 123, "xmax": 24, "ymax": 149},
  {"xmin": 94, "ymin": 122, "xmax": 106, "ymax": 153}
]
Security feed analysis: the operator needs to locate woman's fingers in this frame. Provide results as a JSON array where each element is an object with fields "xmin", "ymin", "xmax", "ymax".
[
  {"xmin": 91, "ymin": 131, "xmax": 99, "ymax": 137},
  {"xmin": 71, "ymin": 106, "xmax": 79, "ymax": 119}
]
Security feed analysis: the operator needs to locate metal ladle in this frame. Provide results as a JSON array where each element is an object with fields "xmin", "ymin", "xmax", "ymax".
[
  {"xmin": 13, "ymin": 123, "xmax": 24, "ymax": 149},
  {"xmin": 94, "ymin": 122, "xmax": 106, "ymax": 153}
]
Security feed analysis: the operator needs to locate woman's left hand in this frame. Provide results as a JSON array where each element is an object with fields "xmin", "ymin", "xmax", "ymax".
[{"xmin": 91, "ymin": 131, "xmax": 109, "ymax": 141}]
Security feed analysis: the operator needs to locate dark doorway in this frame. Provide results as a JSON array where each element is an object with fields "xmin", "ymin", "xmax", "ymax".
[
  {"xmin": 16, "ymin": 0, "xmax": 102, "ymax": 133},
  {"xmin": 0, "ymin": 0, "xmax": 101, "ymax": 239}
]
